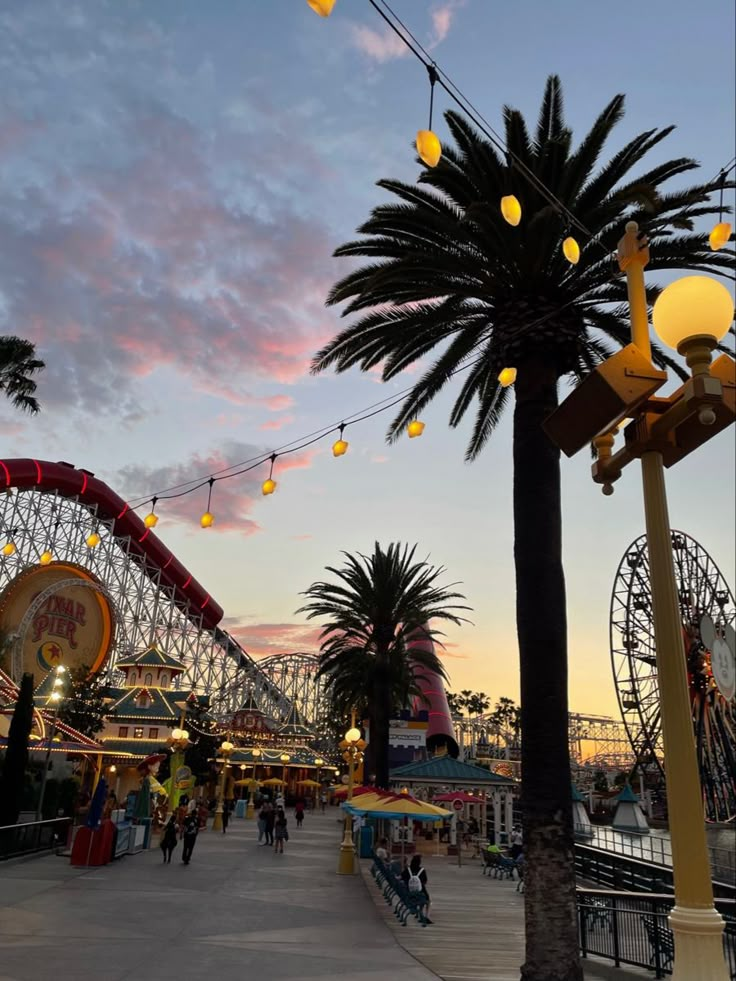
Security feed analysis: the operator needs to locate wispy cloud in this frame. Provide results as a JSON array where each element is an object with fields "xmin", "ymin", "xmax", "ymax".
[
  {"xmin": 114, "ymin": 441, "xmax": 317, "ymax": 535},
  {"xmin": 221, "ymin": 619, "xmax": 323, "ymax": 657},
  {"xmin": 348, "ymin": 2, "xmax": 463, "ymax": 62},
  {"xmin": 260, "ymin": 414, "xmax": 295, "ymax": 432}
]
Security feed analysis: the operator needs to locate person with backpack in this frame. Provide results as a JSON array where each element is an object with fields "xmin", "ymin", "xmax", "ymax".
[
  {"xmin": 181, "ymin": 810, "xmax": 199, "ymax": 864},
  {"xmin": 401, "ymin": 854, "xmax": 432, "ymax": 923}
]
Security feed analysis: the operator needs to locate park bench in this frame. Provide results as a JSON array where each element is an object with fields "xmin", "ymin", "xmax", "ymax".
[
  {"xmin": 481, "ymin": 850, "xmax": 517, "ymax": 879},
  {"xmin": 370, "ymin": 856, "xmax": 430, "ymax": 927},
  {"xmin": 642, "ymin": 914, "xmax": 675, "ymax": 973}
]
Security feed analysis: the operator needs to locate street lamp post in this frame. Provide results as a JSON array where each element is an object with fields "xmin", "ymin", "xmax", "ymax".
[
  {"xmin": 36, "ymin": 666, "xmax": 67, "ymax": 822},
  {"xmin": 337, "ymin": 714, "xmax": 366, "ymax": 875},
  {"xmin": 280, "ymin": 752, "xmax": 290, "ymax": 799},
  {"xmin": 246, "ymin": 747, "xmax": 261, "ymax": 819},
  {"xmin": 212, "ymin": 739, "xmax": 234, "ymax": 832},
  {"xmin": 166, "ymin": 726, "xmax": 191, "ymax": 814},
  {"xmin": 314, "ymin": 756, "xmax": 324, "ymax": 809},
  {"xmin": 545, "ymin": 222, "xmax": 734, "ymax": 981}
]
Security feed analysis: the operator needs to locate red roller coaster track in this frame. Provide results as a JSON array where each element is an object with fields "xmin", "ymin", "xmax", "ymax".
[{"xmin": 0, "ymin": 459, "xmax": 224, "ymax": 630}]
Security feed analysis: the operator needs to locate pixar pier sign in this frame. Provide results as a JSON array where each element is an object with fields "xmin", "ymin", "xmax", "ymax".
[{"xmin": 0, "ymin": 562, "xmax": 114, "ymax": 679}]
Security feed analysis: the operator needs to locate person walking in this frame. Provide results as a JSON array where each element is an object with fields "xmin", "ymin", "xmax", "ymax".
[
  {"xmin": 274, "ymin": 807, "xmax": 288, "ymax": 854},
  {"xmin": 160, "ymin": 815, "xmax": 178, "ymax": 864},
  {"xmin": 181, "ymin": 810, "xmax": 199, "ymax": 864},
  {"xmin": 295, "ymin": 799, "xmax": 305, "ymax": 829},
  {"xmin": 510, "ymin": 825, "xmax": 523, "ymax": 861},
  {"xmin": 402, "ymin": 854, "xmax": 432, "ymax": 923},
  {"xmin": 264, "ymin": 802, "xmax": 275, "ymax": 846},
  {"xmin": 257, "ymin": 803, "xmax": 268, "ymax": 844},
  {"xmin": 221, "ymin": 799, "xmax": 230, "ymax": 834}
]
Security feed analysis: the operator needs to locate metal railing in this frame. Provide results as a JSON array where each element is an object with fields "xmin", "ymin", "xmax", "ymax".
[
  {"xmin": 0, "ymin": 818, "xmax": 71, "ymax": 861},
  {"xmin": 577, "ymin": 888, "xmax": 736, "ymax": 980},
  {"xmin": 576, "ymin": 823, "xmax": 736, "ymax": 884}
]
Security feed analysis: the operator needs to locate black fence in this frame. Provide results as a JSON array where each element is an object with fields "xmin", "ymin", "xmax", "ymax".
[
  {"xmin": 577, "ymin": 888, "xmax": 736, "ymax": 980},
  {"xmin": 575, "ymin": 842, "xmax": 735, "ymax": 901},
  {"xmin": 0, "ymin": 818, "xmax": 71, "ymax": 861}
]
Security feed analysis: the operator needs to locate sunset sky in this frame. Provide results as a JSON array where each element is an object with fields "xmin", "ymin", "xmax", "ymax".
[{"xmin": 1, "ymin": 0, "xmax": 734, "ymax": 720}]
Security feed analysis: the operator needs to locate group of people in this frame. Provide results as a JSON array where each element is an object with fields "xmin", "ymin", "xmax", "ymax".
[
  {"xmin": 375, "ymin": 837, "xmax": 433, "ymax": 923},
  {"xmin": 257, "ymin": 798, "xmax": 305, "ymax": 852},
  {"xmin": 160, "ymin": 800, "xmax": 201, "ymax": 864}
]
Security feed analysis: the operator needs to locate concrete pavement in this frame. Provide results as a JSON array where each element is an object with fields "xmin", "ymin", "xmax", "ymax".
[{"xmin": 0, "ymin": 809, "xmax": 437, "ymax": 981}]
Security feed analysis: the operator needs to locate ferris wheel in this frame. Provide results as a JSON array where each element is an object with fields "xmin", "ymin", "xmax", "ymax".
[{"xmin": 611, "ymin": 530, "xmax": 736, "ymax": 823}]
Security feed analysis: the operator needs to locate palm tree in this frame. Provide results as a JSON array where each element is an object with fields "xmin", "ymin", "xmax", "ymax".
[
  {"xmin": 297, "ymin": 541, "xmax": 469, "ymax": 787},
  {"xmin": 0, "ymin": 337, "xmax": 44, "ymax": 413},
  {"xmin": 311, "ymin": 76, "xmax": 733, "ymax": 980}
]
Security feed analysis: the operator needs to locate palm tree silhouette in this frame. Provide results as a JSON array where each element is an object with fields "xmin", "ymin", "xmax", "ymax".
[
  {"xmin": 312, "ymin": 76, "xmax": 733, "ymax": 979},
  {"xmin": 0, "ymin": 337, "xmax": 44, "ymax": 414},
  {"xmin": 298, "ymin": 542, "xmax": 469, "ymax": 787}
]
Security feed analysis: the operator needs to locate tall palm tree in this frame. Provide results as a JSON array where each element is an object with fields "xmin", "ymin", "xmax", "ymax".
[
  {"xmin": 0, "ymin": 337, "xmax": 44, "ymax": 413},
  {"xmin": 312, "ymin": 76, "xmax": 734, "ymax": 981},
  {"xmin": 297, "ymin": 541, "xmax": 469, "ymax": 787}
]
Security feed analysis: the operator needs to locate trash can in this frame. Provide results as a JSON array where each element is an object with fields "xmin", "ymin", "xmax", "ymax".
[
  {"xmin": 359, "ymin": 824, "xmax": 374, "ymax": 858},
  {"xmin": 235, "ymin": 799, "xmax": 247, "ymax": 819}
]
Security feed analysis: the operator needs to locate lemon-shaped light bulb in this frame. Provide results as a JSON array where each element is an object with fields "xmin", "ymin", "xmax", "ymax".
[
  {"xmin": 306, "ymin": 0, "xmax": 336, "ymax": 15},
  {"xmin": 262, "ymin": 478, "xmax": 277, "ymax": 496},
  {"xmin": 709, "ymin": 222, "xmax": 732, "ymax": 252},
  {"xmin": 200, "ymin": 511, "xmax": 215, "ymax": 528},
  {"xmin": 407, "ymin": 419, "xmax": 425, "ymax": 438},
  {"xmin": 498, "ymin": 367, "xmax": 517, "ymax": 388},
  {"xmin": 144, "ymin": 511, "xmax": 159, "ymax": 529},
  {"xmin": 332, "ymin": 438, "xmax": 349, "ymax": 457},
  {"xmin": 40, "ymin": 550, "xmax": 53, "ymax": 565},
  {"xmin": 416, "ymin": 130, "xmax": 441, "ymax": 168},
  {"xmin": 500, "ymin": 195, "xmax": 522, "ymax": 227},
  {"xmin": 86, "ymin": 532, "xmax": 100, "ymax": 548},
  {"xmin": 562, "ymin": 236, "xmax": 580, "ymax": 265},
  {"xmin": 2, "ymin": 542, "xmax": 16, "ymax": 557}
]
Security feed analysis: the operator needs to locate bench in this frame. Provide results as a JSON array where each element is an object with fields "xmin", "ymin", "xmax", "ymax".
[
  {"xmin": 370, "ymin": 856, "xmax": 430, "ymax": 927},
  {"xmin": 481, "ymin": 850, "xmax": 517, "ymax": 880}
]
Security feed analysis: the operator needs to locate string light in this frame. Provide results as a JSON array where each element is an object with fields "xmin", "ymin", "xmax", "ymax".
[
  {"xmin": 416, "ymin": 65, "xmax": 441, "ymax": 168},
  {"xmin": 562, "ymin": 233, "xmax": 581, "ymax": 265},
  {"xmin": 332, "ymin": 424, "xmax": 349, "ymax": 457},
  {"xmin": 40, "ymin": 550, "xmax": 53, "ymax": 565},
  {"xmin": 262, "ymin": 454, "xmax": 278, "ymax": 496},
  {"xmin": 500, "ymin": 195, "xmax": 522, "ymax": 227},
  {"xmin": 2, "ymin": 541, "xmax": 16, "ymax": 556},
  {"xmin": 144, "ymin": 496, "xmax": 159, "ymax": 529},
  {"xmin": 709, "ymin": 170, "xmax": 732, "ymax": 251},
  {"xmin": 306, "ymin": 0, "xmax": 336, "ymax": 15},
  {"xmin": 200, "ymin": 478, "xmax": 215, "ymax": 528},
  {"xmin": 407, "ymin": 419, "xmax": 425, "ymax": 438},
  {"xmin": 498, "ymin": 367, "xmax": 517, "ymax": 388},
  {"xmin": 86, "ymin": 530, "xmax": 101, "ymax": 548}
]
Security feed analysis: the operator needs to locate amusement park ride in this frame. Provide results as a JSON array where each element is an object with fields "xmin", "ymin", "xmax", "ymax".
[{"xmin": 1, "ymin": 457, "xmax": 734, "ymax": 821}]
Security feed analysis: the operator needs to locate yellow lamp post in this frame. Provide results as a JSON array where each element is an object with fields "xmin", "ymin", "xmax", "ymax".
[
  {"xmin": 314, "ymin": 757, "xmax": 324, "ymax": 808},
  {"xmin": 212, "ymin": 739, "xmax": 234, "ymax": 832},
  {"xmin": 36, "ymin": 666, "xmax": 67, "ymax": 821},
  {"xmin": 246, "ymin": 748, "xmax": 261, "ymax": 819},
  {"xmin": 545, "ymin": 221, "xmax": 734, "ymax": 981},
  {"xmin": 280, "ymin": 752, "xmax": 291, "ymax": 799},
  {"xmin": 166, "ymin": 726, "xmax": 191, "ymax": 813},
  {"xmin": 337, "ymin": 716, "xmax": 367, "ymax": 875}
]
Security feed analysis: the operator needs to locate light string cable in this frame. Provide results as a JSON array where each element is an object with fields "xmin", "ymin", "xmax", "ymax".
[
  {"xmin": 368, "ymin": 0, "xmax": 735, "ymax": 260},
  {"xmin": 127, "ymin": 299, "xmax": 581, "ymax": 512}
]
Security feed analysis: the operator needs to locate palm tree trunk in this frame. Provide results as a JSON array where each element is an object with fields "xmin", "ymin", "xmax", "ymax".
[
  {"xmin": 371, "ymin": 665, "xmax": 391, "ymax": 788},
  {"xmin": 513, "ymin": 358, "xmax": 582, "ymax": 981}
]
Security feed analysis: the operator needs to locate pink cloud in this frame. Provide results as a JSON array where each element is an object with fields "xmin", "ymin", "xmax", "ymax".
[
  {"xmin": 221, "ymin": 620, "xmax": 324, "ymax": 658},
  {"xmin": 260, "ymin": 415, "xmax": 294, "ymax": 431},
  {"xmin": 115, "ymin": 441, "xmax": 318, "ymax": 535},
  {"xmin": 290, "ymin": 534, "xmax": 313, "ymax": 542},
  {"xmin": 348, "ymin": 24, "xmax": 408, "ymax": 63},
  {"xmin": 371, "ymin": 454, "xmax": 389, "ymax": 464},
  {"xmin": 348, "ymin": 2, "xmax": 462, "ymax": 62}
]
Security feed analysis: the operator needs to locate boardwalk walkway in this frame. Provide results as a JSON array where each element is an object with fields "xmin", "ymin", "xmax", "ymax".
[
  {"xmin": 358, "ymin": 850, "xmax": 653, "ymax": 981},
  {"xmin": 0, "ymin": 810, "xmax": 436, "ymax": 981}
]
